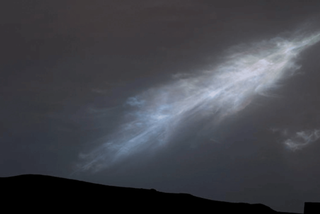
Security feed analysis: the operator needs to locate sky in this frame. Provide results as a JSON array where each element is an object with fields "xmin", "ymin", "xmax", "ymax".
[{"xmin": 1, "ymin": 0, "xmax": 320, "ymax": 212}]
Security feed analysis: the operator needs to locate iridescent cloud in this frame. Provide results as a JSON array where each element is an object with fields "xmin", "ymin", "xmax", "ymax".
[{"xmin": 77, "ymin": 29, "xmax": 320, "ymax": 172}]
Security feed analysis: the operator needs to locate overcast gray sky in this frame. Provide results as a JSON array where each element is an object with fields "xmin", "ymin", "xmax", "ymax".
[{"xmin": 1, "ymin": 1, "xmax": 320, "ymax": 212}]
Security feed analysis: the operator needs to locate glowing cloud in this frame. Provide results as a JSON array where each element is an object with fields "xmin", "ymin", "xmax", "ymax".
[
  {"xmin": 76, "ymin": 29, "xmax": 320, "ymax": 172},
  {"xmin": 283, "ymin": 129, "xmax": 320, "ymax": 151}
]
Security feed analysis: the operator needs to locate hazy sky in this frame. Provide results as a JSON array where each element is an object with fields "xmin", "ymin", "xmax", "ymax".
[{"xmin": 2, "ymin": 1, "xmax": 320, "ymax": 212}]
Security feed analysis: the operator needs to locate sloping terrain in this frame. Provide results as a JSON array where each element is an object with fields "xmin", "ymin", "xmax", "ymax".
[{"xmin": 0, "ymin": 174, "xmax": 298, "ymax": 213}]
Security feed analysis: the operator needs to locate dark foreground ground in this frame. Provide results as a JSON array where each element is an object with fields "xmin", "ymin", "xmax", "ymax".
[{"xmin": 0, "ymin": 174, "xmax": 308, "ymax": 213}]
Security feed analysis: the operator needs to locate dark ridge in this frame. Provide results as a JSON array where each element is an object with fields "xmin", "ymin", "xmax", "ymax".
[
  {"xmin": 0, "ymin": 174, "xmax": 300, "ymax": 213},
  {"xmin": 304, "ymin": 202, "xmax": 320, "ymax": 214}
]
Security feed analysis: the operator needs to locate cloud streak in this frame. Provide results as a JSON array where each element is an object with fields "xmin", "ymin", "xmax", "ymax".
[
  {"xmin": 76, "ymin": 28, "xmax": 320, "ymax": 173},
  {"xmin": 284, "ymin": 129, "xmax": 320, "ymax": 151}
]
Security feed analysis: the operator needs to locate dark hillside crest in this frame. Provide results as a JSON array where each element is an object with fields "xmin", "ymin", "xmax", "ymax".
[{"xmin": 0, "ymin": 174, "xmax": 308, "ymax": 213}]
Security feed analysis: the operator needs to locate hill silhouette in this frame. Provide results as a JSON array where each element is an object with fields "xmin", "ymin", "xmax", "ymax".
[{"xmin": 0, "ymin": 174, "xmax": 303, "ymax": 213}]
